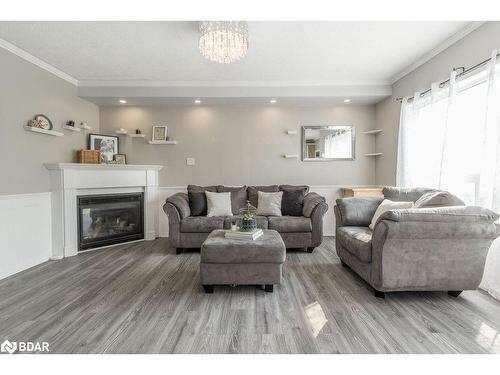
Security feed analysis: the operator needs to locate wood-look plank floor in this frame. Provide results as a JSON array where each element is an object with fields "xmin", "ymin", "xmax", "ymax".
[{"xmin": 1, "ymin": 237, "xmax": 500, "ymax": 354}]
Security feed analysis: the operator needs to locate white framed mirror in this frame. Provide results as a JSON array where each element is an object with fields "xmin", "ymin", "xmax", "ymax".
[{"xmin": 302, "ymin": 125, "xmax": 355, "ymax": 161}]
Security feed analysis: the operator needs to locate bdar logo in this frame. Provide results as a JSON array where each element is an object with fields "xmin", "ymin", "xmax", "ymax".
[{"xmin": 1, "ymin": 340, "xmax": 17, "ymax": 354}]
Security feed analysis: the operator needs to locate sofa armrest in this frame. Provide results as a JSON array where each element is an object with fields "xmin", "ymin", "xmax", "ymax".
[
  {"xmin": 377, "ymin": 206, "xmax": 499, "ymax": 225},
  {"xmin": 335, "ymin": 196, "xmax": 384, "ymax": 227},
  {"xmin": 303, "ymin": 192, "xmax": 326, "ymax": 217},
  {"xmin": 310, "ymin": 199, "xmax": 328, "ymax": 247},
  {"xmin": 165, "ymin": 193, "xmax": 190, "ymax": 219}
]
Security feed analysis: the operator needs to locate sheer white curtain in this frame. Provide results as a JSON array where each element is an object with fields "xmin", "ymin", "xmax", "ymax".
[
  {"xmin": 324, "ymin": 131, "xmax": 351, "ymax": 158},
  {"xmin": 397, "ymin": 50, "xmax": 500, "ymax": 300}
]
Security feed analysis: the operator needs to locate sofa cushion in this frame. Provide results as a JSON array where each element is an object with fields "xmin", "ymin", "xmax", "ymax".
[
  {"xmin": 218, "ymin": 186, "xmax": 248, "ymax": 215},
  {"xmin": 414, "ymin": 191, "xmax": 465, "ymax": 208},
  {"xmin": 383, "ymin": 186, "xmax": 438, "ymax": 203},
  {"xmin": 224, "ymin": 215, "xmax": 269, "ymax": 229},
  {"xmin": 268, "ymin": 216, "xmax": 312, "ymax": 232},
  {"xmin": 180, "ymin": 216, "xmax": 225, "ymax": 233},
  {"xmin": 337, "ymin": 226, "xmax": 373, "ymax": 263},
  {"xmin": 336, "ymin": 196, "xmax": 384, "ymax": 226},
  {"xmin": 187, "ymin": 185, "xmax": 218, "ymax": 216},
  {"xmin": 248, "ymin": 185, "xmax": 279, "ymax": 207},
  {"xmin": 279, "ymin": 185, "xmax": 308, "ymax": 216}
]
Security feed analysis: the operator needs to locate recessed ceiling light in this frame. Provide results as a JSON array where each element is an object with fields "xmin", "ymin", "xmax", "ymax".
[
  {"xmin": 269, "ymin": 99, "xmax": 277, "ymax": 104},
  {"xmin": 194, "ymin": 99, "xmax": 201, "ymax": 104},
  {"xmin": 119, "ymin": 99, "xmax": 127, "ymax": 104},
  {"xmin": 344, "ymin": 99, "xmax": 351, "ymax": 103}
]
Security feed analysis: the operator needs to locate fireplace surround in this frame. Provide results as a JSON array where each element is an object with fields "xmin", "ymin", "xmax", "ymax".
[{"xmin": 45, "ymin": 163, "xmax": 162, "ymax": 258}]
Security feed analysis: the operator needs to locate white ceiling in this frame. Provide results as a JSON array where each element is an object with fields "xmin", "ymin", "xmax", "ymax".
[{"xmin": 0, "ymin": 21, "xmax": 479, "ymax": 104}]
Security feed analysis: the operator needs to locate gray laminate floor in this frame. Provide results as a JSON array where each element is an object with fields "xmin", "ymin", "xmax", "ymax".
[{"xmin": 1, "ymin": 237, "xmax": 500, "ymax": 354}]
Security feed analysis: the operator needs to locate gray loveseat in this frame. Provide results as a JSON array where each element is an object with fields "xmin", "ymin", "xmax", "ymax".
[
  {"xmin": 164, "ymin": 185, "xmax": 328, "ymax": 253},
  {"xmin": 334, "ymin": 187, "xmax": 500, "ymax": 298}
]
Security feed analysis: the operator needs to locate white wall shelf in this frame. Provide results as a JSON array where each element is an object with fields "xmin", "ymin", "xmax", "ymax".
[
  {"xmin": 364, "ymin": 153, "xmax": 383, "ymax": 157},
  {"xmin": 128, "ymin": 134, "xmax": 145, "ymax": 138},
  {"xmin": 115, "ymin": 130, "xmax": 128, "ymax": 135},
  {"xmin": 148, "ymin": 140, "xmax": 177, "ymax": 145},
  {"xmin": 283, "ymin": 154, "xmax": 298, "ymax": 159},
  {"xmin": 362, "ymin": 129, "xmax": 383, "ymax": 135},
  {"xmin": 79, "ymin": 123, "xmax": 92, "ymax": 130},
  {"xmin": 24, "ymin": 125, "xmax": 64, "ymax": 137},
  {"xmin": 63, "ymin": 125, "xmax": 81, "ymax": 132},
  {"xmin": 286, "ymin": 130, "xmax": 297, "ymax": 135}
]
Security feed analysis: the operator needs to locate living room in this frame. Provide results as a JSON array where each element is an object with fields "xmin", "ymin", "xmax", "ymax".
[{"xmin": 1, "ymin": 0, "xmax": 500, "ymax": 371}]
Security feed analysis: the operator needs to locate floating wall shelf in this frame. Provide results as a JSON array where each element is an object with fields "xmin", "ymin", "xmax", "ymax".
[
  {"xmin": 63, "ymin": 125, "xmax": 81, "ymax": 132},
  {"xmin": 362, "ymin": 129, "xmax": 383, "ymax": 135},
  {"xmin": 148, "ymin": 140, "xmax": 177, "ymax": 145},
  {"xmin": 283, "ymin": 154, "xmax": 298, "ymax": 159},
  {"xmin": 128, "ymin": 134, "xmax": 145, "ymax": 138},
  {"xmin": 286, "ymin": 130, "xmax": 297, "ymax": 135},
  {"xmin": 24, "ymin": 125, "xmax": 64, "ymax": 137},
  {"xmin": 115, "ymin": 130, "xmax": 128, "ymax": 135},
  {"xmin": 364, "ymin": 153, "xmax": 383, "ymax": 157},
  {"xmin": 79, "ymin": 124, "xmax": 92, "ymax": 130}
]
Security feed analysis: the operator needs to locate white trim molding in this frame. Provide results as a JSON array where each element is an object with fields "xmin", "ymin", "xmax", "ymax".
[{"xmin": 0, "ymin": 38, "xmax": 78, "ymax": 86}]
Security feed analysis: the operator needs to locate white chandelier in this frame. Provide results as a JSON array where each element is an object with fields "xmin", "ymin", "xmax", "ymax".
[{"xmin": 198, "ymin": 21, "xmax": 248, "ymax": 64}]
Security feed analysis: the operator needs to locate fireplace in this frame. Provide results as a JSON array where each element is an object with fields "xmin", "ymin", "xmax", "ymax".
[{"xmin": 77, "ymin": 193, "xmax": 144, "ymax": 251}]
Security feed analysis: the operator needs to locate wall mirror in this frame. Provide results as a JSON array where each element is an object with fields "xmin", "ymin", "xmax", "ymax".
[{"xmin": 302, "ymin": 125, "xmax": 355, "ymax": 161}]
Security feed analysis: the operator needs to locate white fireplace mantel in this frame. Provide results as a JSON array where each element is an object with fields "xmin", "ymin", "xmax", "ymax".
[{"xmin": 45, "ymin": 163, "xmax": 163, "ymax": 259}]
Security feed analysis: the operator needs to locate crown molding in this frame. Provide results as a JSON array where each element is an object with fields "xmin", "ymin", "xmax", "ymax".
[
  {"xmin": 77, "ymin": 79, "xmax": 391, "ymax": 88},
  {"xmin": 0, "ymin": 38, "xmax": 78, "ymax": 86},
  {"xmin": 390, "ymin": 21, "xmax": 486, "ymax": 84}
]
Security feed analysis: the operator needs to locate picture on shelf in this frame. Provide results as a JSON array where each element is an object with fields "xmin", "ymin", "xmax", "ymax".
[
  {"xmin": 88, "ymin": 134, "xmax": 119, "ymax": 163},
  {"xmin": 152, "ymin": 125, "xmax": 167, "ymax": 141},
  {"xmin": 114, "ymin": 154, "xmax": 127, "ymax": 164}
]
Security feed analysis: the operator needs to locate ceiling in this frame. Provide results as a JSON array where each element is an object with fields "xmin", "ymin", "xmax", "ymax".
[{"xmin": 0, "ymin": 21, "xmax": 479, "ymax": 104}]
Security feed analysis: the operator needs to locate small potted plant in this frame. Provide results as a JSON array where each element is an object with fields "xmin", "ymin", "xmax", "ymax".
[{"xmin": 239, "ymin": 200, "xmax": 257, "ymax": 231}]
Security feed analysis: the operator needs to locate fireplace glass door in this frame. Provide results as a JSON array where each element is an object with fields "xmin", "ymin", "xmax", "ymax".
[{"xmin": 78, "ymin": 193, "xmax": 144, "ymax": 251}]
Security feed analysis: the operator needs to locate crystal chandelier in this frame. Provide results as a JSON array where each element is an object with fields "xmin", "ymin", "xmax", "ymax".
[{"xmin": 198, "ymin": 21, "xmax": 248, "ymax": 64}]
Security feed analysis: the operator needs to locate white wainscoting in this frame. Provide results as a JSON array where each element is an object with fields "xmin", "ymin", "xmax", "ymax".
[
  {"xmin": 0, "ymin": 192, "xmax": 52, "ymax": 280},
  {"xmin": 157, "ymin": 185, "xmax": 348, "ymax": 237}
]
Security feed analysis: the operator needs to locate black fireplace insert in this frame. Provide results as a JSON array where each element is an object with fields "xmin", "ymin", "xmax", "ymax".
[{"xmin": 77, "ymin": 193, "xmax": 144, "ymax": 251}]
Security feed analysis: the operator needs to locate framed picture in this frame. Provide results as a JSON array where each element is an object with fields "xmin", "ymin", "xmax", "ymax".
[
  {"xmin": 114, "ymin": 154, "xmax": 127, "ymax": 164},
  {"xmin": 152, "ymin": 125, "xmax": 168, "ymax": 142},
  {"xmin": 88, "ymin": 134, "xmax": 119, "ymax": 163}
]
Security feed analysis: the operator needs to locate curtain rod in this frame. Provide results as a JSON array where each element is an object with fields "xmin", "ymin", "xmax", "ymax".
[{"xmin": 395, "ymin": 51, "xmax": 500, "ymax": 103}]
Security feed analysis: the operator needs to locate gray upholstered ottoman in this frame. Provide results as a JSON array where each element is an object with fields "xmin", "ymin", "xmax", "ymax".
[{"xmin": 200, "ymin": 229, "xmax": 286, "ymax": 293}]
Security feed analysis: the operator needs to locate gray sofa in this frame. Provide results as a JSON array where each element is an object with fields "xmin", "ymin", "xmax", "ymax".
[
  {"xmin": 164, "ymin": 185, "xmax": 328, "ymax": 253},
  {"xmin": 334, "ymin": 187, "xmax": 500, "ymax": 298}
]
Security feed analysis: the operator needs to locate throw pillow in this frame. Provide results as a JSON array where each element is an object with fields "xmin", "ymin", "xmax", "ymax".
[
  {"xmin": 256, "ymin": 191, "xmax": 283, "ymax": 216},
  {"xmin": 205, "ymin": 191, "xmax": 233, "ymax": 217},
  {"xmin": 414, "ymin": 191, "xmax": 465, "ymax": 208},
  {"xmin": 247, "ymin": 185, "xmax": 279, "ymax": 207},
  {"xmin": 218, "ymin": 186, "xmax": 248, "ymax": 215},
  {"xmin": 280, "ymin": 186, "xmax": 307, "ymax": 216},
  {"xmin": 369, "ymin": 199, "xmax": 413, "ymax": 230},
  {"xmin": 187, "ymin": 185, "xmax": 218, "ymax": 216}
]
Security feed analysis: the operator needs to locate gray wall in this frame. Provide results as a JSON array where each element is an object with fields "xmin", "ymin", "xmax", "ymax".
[
  {"xmin": 0, "ymin": 48, "xmax": 100, "ymax": 195},
  {"xmin": 100, "ymin": 104, "xmax": 377, "ymax": 186},
  {"xmin": 375, "ymin": 21, "xmax": 500, "ymax": 185}
]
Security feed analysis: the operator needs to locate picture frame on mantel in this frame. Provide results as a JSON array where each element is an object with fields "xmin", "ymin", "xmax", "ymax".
[
  {"xmin": 152, "ymin": 125, "xmax": 168, "ymax": 142},
  {"xmin": 88, "ymin": 133, "xmax": 119, "ymax": 163}
]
